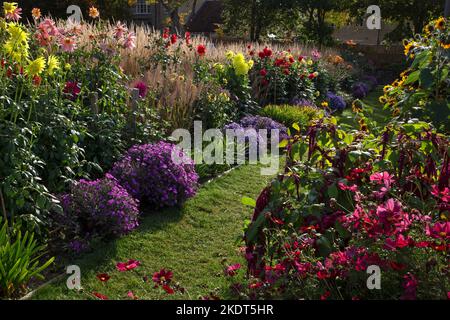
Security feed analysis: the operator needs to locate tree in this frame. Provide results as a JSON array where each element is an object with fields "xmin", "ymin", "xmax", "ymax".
[
  {"xmin": 146, "ymin": 0, "xmax": 190, "ymax": 32},
  {"xmin": 222, "ymin": 0, "xmax": 284, "ymax": 41},
  {"xmin": 288, "ymin": 0, "xmax": 341, "ymax": 46},
  {"xmin": 346, "ymin": 0, "xmax": 445, "ymax": 36}
]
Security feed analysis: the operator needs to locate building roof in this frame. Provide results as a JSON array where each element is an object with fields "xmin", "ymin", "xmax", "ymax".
[{"xmin": 185, "ymin": 1, "xmax": 223, "ymax": 33}]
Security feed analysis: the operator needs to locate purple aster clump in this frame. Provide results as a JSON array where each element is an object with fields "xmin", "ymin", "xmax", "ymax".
[
  {"xmin": 60, "ymin": 175, "xmax": 140, "ymax": 240},
  {"xmin": 290, "ymin": 98, "xmax": 317, "ymax": 108},
  {"xmin": 110, "ymin": 142, "xmax": 199, "ymax": 208},
  {"xmin": 352, "ymin": 82, "xmax": 370, "ymax": 99},
  {"xmin": 224, "ymin": 116, "xmax": 288, "ymax": 142},
  {"xmin": 326, "ymin": 92, "xmax": 346, "ymax": 111}
]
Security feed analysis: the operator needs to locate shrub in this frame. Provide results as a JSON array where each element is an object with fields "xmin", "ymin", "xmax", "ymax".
[
  {"xmin": 326, "ymin": 92, "xmax": 346, "ymax": 111},
  {"xmin": 352, "ymin": 82, "xmax": 369, "ymax": 99},
  {"xmin": 251, "ymin": 49, "xmax": 317, "ymax": 106},
  {"xmin": 57, "ymin": 174, "xmax": 140, "ymax": 252},
  {"xmin": 194, "ymin": 86, "xmax": 235, "ymax": 130},
  {"xmin": 260, "ymin": 104, "xmax": 323, "ymax": 128},
  {"xmin": 0, "ymin": 218, "xmax": 54, "ymax": 298},
  {"xmin": 110, "ymin": 142, "xmax": 198, "ymax": 208}
]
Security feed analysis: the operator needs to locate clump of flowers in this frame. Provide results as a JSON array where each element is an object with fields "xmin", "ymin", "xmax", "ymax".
[
  {"xmin": 326, "ymin": 91, "xmax": 346, "ymax": 111},
  {"xmin": 236, "ymin": 116, "xmax": 449, "ymax": 300},
  {"xmin": 58, "ymin": 174, "xmax": 140, "ymax": 253},
  {"xmin": 110, "ymin": 142, "xmax": 199, "ymax": 208},
  {"xmin": 226, "ymin": 51, "xmax": 254, "ymax": 76},
  {"xmin": 224, "ymin": 115, "xmax": 288, "ymax": 143},
  {"xmin": 352, "ymin": 82, "xmax": 369, "ymax": 99}
]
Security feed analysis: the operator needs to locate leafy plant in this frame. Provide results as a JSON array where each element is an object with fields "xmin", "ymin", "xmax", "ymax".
[
  {"xmin": 381, "ymin": 17, "xmax": 450, "ymax": 133},
  {"xmin": 0, "ymin": 218, "xmax": 54, "ymax": 298}
]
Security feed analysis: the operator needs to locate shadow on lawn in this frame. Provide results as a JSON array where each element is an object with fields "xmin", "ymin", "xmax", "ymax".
[{"xmin": 64, "ymin": 205, "xmax": 185, "ymax": 272}]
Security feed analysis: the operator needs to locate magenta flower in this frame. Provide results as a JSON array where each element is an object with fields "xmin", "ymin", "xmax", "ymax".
[
  {"xmin": 400, "ymin": 273, "xmax": 418, "ymax": 300},
  {"xmin": 225, "ymin": 264, "xmax": 241, "ymax": 276},
  {"xmin": 370, "ymin": 171, "xmax": 395, "ymax": 188},
  {"xmin": 384, "ymin": 234, "xmax": 413, "ymax": 250},
  {"xmin": 64, "ymin": 81, "xmax": 81, "ymax": 100},
  {"xmin": 134, "ymin": 81, "xmax": 148, "ymax": 98},
  {"xmin": 116, "ymin": 259, "xmax": 141, "ymax": 272},
  {"xmin": 426, "ymin": 222, "xmax": 450, "ymax": 240},
  {"xmin": 152, "ymin": 269, "xmax": 173, "ymax": 285}
]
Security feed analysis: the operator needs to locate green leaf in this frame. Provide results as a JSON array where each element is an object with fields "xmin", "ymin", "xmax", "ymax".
[
  {"xmin": 419, "ymin": 68, "xmax": 434, "ymax": 89},
  {"xmin": 404, "ymin": 70, "xmax": 420, "ymax": 84},
  {"xmin": 241, "ymin": 196, "xmax": 256, "ymax": 208}
]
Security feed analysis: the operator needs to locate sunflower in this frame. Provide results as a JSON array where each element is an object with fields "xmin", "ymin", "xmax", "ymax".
[
  {"xmin": 379, "ymin": 96, "xmax": 387, "ymax": 104},
  {"xmin": 435, "ymin": 17, "xmax": 445, "ymax": 31},
  {"xmin": 424, "ymin": 24, "xmax": 434, "ymax": 35},
  {"xmin": 439, "ymin": 39, "xmax": 450, "ymax": 49}
]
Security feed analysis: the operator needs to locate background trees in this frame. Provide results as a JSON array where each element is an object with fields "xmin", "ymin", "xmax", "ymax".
[{"xmin": 222, "ymin": 0, "xmax": 447, "ymax": 44}]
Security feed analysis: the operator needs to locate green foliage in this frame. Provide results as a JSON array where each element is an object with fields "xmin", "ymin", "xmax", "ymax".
[
  {"xmin": 260, "ymin": 104, "xmax": 323, "ymax": 128},
  {"xmin": 0, "ymin": 218, "xmax": 54, "ymax": 298}
]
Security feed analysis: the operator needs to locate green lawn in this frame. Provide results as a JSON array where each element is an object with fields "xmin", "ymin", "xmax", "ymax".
[{"xmin": 32, "ymin": 162, "xmax": 279, "ymax": 300}]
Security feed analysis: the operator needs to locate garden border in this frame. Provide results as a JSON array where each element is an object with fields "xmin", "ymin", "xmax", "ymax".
[{"xmin": 19, "ymin": 162, "xmax": 246, "ymax": 300}]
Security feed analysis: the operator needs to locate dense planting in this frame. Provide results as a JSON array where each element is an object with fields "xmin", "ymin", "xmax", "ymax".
[{"xmin": 0, "ymin": 2, "xmax": 448, "ymax": 300}]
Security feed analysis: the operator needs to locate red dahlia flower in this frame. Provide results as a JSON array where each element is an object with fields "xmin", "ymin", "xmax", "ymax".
[
  {"xmin": 170, "ymin": 34, "xmax": 177, "ymax": 45},
  {"xmin": 64, "ymin": 81, "xmax": 81, "ymax": 100},
  {"xmin": 197, "ymin": 44, "xmax": 206, "ymax": 56}
]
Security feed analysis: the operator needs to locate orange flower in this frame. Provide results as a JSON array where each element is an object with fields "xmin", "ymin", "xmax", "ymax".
[
  {"xmin": 32, "ymin": 8, "xmax": 41, "ymax": 20},
  {"xmin": 89, "ymin": 6, "xmax": 100, "ymax": 19}
]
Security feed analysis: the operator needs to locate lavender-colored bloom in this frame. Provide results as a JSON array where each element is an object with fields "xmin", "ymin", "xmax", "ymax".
[
  {"xmin": 326, "ymin": 92, "xmax": 346, "ymax": 111},
  {"xmin": 110, "ymin": 142, "xmax": 198, "ymax": 208},
  {"xmin": 224, "ymin": 115, "xmax": 289, "ymax": 142},
  {"xmin": 290, "ymin": 98, "xmax": 317, "ymax": 108},
  {"xmin": 59, "ymin": 175, "xmax": 140, "ymax": 248},
  {"xmin": 352, "ymin": 82, "xmax": 369, "ymax": 99}
]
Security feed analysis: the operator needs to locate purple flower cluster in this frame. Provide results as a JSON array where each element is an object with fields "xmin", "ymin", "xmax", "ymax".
[
  {"xmin": 326, "ymin": 92, "xmax": 346, "ymax": 111},
  {"xmin": 352, "ymin": 82, "xmax": 370, "ymax": 99},
  {"xmin": 60, "ymin": 175, "xmax": 140, "ymax": 246},
  {"xmin": 224, "ymin": 115, "xmax": 288, "ymax": 142},
  {"xmin": 110, "ymin": 142, "xmax": 198, "ymax": 208},
  {"xmin": 290, "ymin": 98, "xmax": 317, "ymax": 108}
]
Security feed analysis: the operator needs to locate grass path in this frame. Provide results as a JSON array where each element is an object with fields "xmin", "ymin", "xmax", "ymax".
[{"xmin": 33, "ymin": 163, "xmax": 278, "ymax": 300}]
